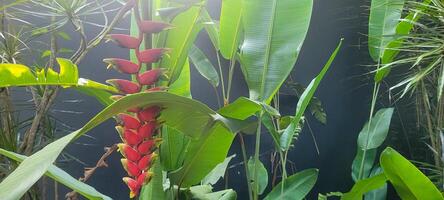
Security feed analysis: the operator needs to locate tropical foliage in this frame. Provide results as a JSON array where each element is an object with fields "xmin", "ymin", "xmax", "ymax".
[{"xmin": 1, "ymin": 0, "xmax": 442, "ymax": 200}]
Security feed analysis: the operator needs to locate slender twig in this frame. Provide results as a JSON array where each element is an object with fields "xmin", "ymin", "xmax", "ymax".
[
  {"xmin": 65, "ymin": 144, "xmax": 118, "ymax": 200},
  {"xmin": 253, "ymin": 111, "xmax": 264, "ymax": 200},
  {"xmin": 238, "ymin": 134, "xmax": 253, "ymax": 200}
]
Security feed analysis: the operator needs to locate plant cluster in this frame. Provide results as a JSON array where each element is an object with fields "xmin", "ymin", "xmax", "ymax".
[{"xmin": 0, "ymin": 0, "xmax": 443, "ymax": 200}]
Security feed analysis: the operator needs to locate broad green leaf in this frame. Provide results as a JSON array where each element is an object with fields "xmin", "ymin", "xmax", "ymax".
[
  {"xmin": 169, "ymin": 123, "xmax": 236, "ymax": 187},
  {"xmin": 380, "ymin": 0, "xmax": 431, "ymax": 64},
  {"xmin": 0, "ymin": 58, "xmax": 117, "ymax": 93},
  {"xmin": 202, "ymin": 154, "xmax": 236, "ymax": 185},
  {"xmin": 75, "ymin": 86, "xmax": 114, "ymax": 106},
  {"xmin": 364, "ymin": 167, "xmax": 387, "ymax": 200},
  {"xmin": 380, "ymin": 147, "xmax": 443, "ymax": 200},
  {"xmin": 189, "ymin": 45, "xmax": 220, "ymax": 87},
  {"xmin": 201, "ymin": 9, "xmax": 220, "ymax": 50},
  {"xmin": 168, "ymin": 58, "xmax": 192, "ymax": 98},
  {"xmin": 375, "ymin": 0, "xmax": 431, "ymax": 82},
  {"xmin": 351, "ymin": 148, "xmax": 377, "ymax": 181},
  {"xmin": 357, "ymin": 108, "xmax": 394, "ymax": 150},
  {"xmin": 240, "ymin": 0, "xmax": 312, "ymax": 103},
  {"xmin": 160, "ymin": 126, "xmax": 189, "ymax": 171},
  {"xmin": 368, "ymin": 0, "xmax": 405, "ymax": 62},
  {"xmin": 139, "ymin": 159, "xmax": 165, "ymax": 200},
  {"xmin": 341, "ymin": 173, "xmax": 387, "ymax": 200},
  {"xmin": 264, "ymin": 168, "xmax": 318, "ymax": 200},
  {"xmin": 218, "ymin": 97, "xmax": 261, "ymax": 120},
  {"xmin": 219, "ymin": 0, "xmax": 243, "ymax": 59},
  {"xmin": 161, "ymin": 6, "xmax": 203, "ymax": 84},
  {"xmin": 0, "ymin": 92, "xmax": 239, "ymax": 199},
  {"xmin": 248, "ymin": 157, "xmax": 268, "ymax": 195},
  {"xmin": 280, "ymin": 39, "xmax": 343, "ymax": 150},
  {"xmin": 0, "ymin": 149, "xmax": 111, "ymax": 200},
  {"xmin": 189, "ymin": 185, "xmax": 237, "ymax": 200}
]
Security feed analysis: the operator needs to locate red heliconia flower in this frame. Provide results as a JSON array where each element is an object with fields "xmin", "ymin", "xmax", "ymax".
[
  {"xmin": 107, "ymin": 34, "xmax": 141, "ymax": 49},
  {"xmin": 137, "ymin": 48, "xmax": 169, "ymax": 63},
  {"xmin": 122, "ymin": 177, "xmax": 141, "ymax": 198},
  {"xmin": 103, "ymin": 58, "xmax": 140, "ymax": 74},
  {"xmin": 118, "ymin": 143, "xmax": 142, "ymax": 162},
  {"xmin": 138, "ymin": 153, "xmax": 158, "ymax": 170},
  {"xmin": 137, "ymin": 140, "xmax": 156, "ymax": 155},
  {"xmin": 137, "ymin": 171, "xmax": 153, "ymax": 185},
  {"xmin": 138, "ymin": 122, "xmax": 156, "ymax": 138},
  {"xmin": 123, "ymin": 129, "xmax": 142, "ymax": 146},
  {"xmin": 107, "ymin": 79, "xmax": 141, "ymax": 94},
  {"xmin": 137, "ymin": 68, "xmax": 164, "ymax": 85},
  {"xmin": 121, "ymin": 159, "xmax": 142, "ymax": 177},
  {"xmin": 118, "ymin": 114, "xmax": 141, "ymax": 129},
  {"xmin": 137, "ymin": 106, "xmax": 161, "ymax": 122},
  {"xmin": 138, "ymin": 20, "xmax": 173, "ymax": 34}
]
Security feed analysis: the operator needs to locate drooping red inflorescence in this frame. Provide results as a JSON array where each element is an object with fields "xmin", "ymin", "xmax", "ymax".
[{"xmin": 104, "ymin": 0, "xmax": 172, "ymax": 198}]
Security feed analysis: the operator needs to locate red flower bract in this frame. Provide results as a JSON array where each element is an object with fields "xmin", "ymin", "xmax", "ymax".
[
  {"xmin": 107, "ymin": 79, "xmax": 141, "ymax": 94},
  {"xmin": 137, "ymin": 48, "xmax": 169, "ymax": 63},
  {"xmin": 118, "ymin": 114, "xmax": 141, "ymax": 129},
  {"xmin": 107, "ymin": 34, "xmax": 141, "ymax": 49},
  {"xmin": 103, "ymin": 58, "xmax": 140, "ymax": 74},
  {"xmin": 138, "ymin": 20, "xmax": 173, "ymax": 34},
  {"xmin": 123, "ymin": 129, "xmax": 142, "ymax": 146},
  {"xmin": 138, "ymin": 122, "xmax": 156, "ymax": 138},
  {"xmin": 138, "ymin": 153, "xmax": 157, "ymax": 170},
  {"xmin": 137, "ymin": 106, "xmax": 161, "ymax": 122},
  {"xmin": 122, "ymin": 177, "xmax": 141, "ymax": 198},
  {"xmin": 137, "ymin": 68, "xmax": 164, "ymax": 85},
  {"xmin": 118, "ymin": 143, "xmax": 141, "ymax": 162}
]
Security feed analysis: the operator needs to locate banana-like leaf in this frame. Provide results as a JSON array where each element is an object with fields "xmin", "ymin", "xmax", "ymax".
[
  {"xmin": 248, "ymin": 157, "xmax": 268, "ymax": 195},
  {"xmin": 239, "ymin": 0, "xmax": 312, "ymax": 103},
  {"xmin": 161, "ymin": 6, "xmax": 203, "ymax": 84},
  {"xmin": 368, "ymin": 0, "xmax": 405, "ymax": 62},
  {"xmin": 201, "ymin": 9, "xmax": 220, "ymax": 50},
  {"xmin": 168, "ymin": 122, "xmax": 235, "ymax": 187},
  {"xmin": 0, "ymin": 149, "xmax": 111, "ymax": 200},
  {"xmin": 380, "ymin": 147, "xmax": 443, "ymax": 199},
  {"xmin": 219, "ymin": 0, "xmax": 243, "ymax": 59},
  {"xmin": 0, "ymin": 92, "xmax": 241, "ymax": 200},
  {"xmin": 341, "ymin": 173, "xmax": 387, "ymax": 200},
  {"xmin": 351, "ymin": 148, "xmax": 377, "ymax": 181},
  {"xmin": 218, "ymin": 97, "xmax": 261, "ymax": 120},
  {"xmin": 375, "ymin": 0, "xmax": 431, "ymax": 82},
  {"xmin": 0, "ymin": 58, "xmax": 117, "ymax": 93},
  {"xmin": 357, "ymin": 108, "xmax": 394, "ymax": 150},
  {"xmin": 264, "ymin": 169, "xmax": 318, "ymax": 200},
  {"xmin": 280, "ymin": 39, "xmax": 342, "ymax": 151},
  {"xmin": 189, "ymin": 185, "xmax": 237, "ymax": 200},
  {"xmin": 189, "ymin": 45, "xmax": 220, "ymax": 87},
  {"xmin": 202, "ymin": 154, "xmax": 235, "ymax": 185}
]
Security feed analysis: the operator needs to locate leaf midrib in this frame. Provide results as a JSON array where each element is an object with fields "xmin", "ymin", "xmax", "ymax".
[{"xmin": 259, "ymin": 0, "xmax": 278, "ymax": 101}]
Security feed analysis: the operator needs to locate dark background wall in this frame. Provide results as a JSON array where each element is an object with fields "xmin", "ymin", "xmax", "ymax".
[{"xmin": 13, "ymin": 0, "xmax": 376, "ymax": 199}]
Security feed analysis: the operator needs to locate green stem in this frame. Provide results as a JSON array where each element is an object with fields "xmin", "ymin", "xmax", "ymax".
[
  {"xmin": 216, "ymin": 52, "xmax": 227, "ymax": 104},
  {"xmin": 226, "ymin": 58, "xmax": 236, "ymax": 102},
  {"xmin": 239, "ymin": 134, "xmax": 253, "ymax": 200},
  {"xmin": 358, "ymin": 81, "xmax": 380, "ymax": 179},
  {"xmin": 253, "ymin": 111, "xmax": 264, "ymax": 200}
]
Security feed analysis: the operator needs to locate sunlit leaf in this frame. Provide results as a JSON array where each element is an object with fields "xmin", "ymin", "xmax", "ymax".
[
  {"xmin": 0, "ymin": 149, "xmax": 111, "ymax": 200},
  {"xmin": 380, "ymin": 147, "xmax": 443, "ymax": 199},
  {"xmin": 264, "ymin": 169, "xmax": 318, "ymax": 200},
  {"xmin": 280, "ymin": 39, "xmax": 342, "ymax": 151}
]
